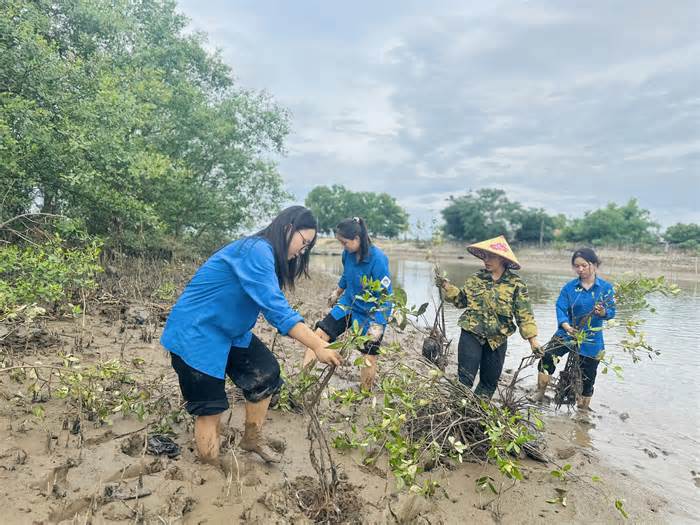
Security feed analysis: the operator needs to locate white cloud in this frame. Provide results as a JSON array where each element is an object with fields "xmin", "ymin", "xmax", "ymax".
[
  {"xmin": 570, "ymin": 43, "xmax": 700, "ymax": 90},
  {"xmin": 623, "ymin": 140, "xmax": 700, "ymax": 161},
  {"xmin": 176, "ymin": 0, "xmax": 700, "ymax": 228}
]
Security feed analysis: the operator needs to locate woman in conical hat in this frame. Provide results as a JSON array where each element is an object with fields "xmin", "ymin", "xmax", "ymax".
[{"xmin": 436, "ymin": 235, "xmax": 541, "ymax": 398}]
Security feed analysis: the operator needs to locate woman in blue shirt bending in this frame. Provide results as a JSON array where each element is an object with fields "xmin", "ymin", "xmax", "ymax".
[
  {"xmin": 161, "ymin": 206, "xmax": 342, "ymax": 466},
  {"xmin": 533, "ymin": 248, "xmax": 615, "ymax": 410},
  {"xmin": 302, "ymin": 217, "xmax": 393, "ymax": 390}
]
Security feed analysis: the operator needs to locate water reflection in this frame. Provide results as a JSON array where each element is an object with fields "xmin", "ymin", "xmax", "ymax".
[{"xmin": 311, "ymin": 253, "xmax": 700, "ymax": 516}]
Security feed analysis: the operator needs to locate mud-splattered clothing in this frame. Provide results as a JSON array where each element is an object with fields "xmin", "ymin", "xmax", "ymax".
[
  {"xmin": 161, "ymin": 237, "xmax": 302, "ymax": 379},
  {"xmin": 443, "ymin": 269, "xmax": 538, "ymax": 350},
  {"xmin": 171, "ymin": 334, "xmax": 283, "ymax": 416}
]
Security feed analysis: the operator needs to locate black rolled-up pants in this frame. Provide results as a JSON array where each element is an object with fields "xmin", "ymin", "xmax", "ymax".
[
  {"xmin": 538, "ymin": 336, "xmax": 600, "ymax": 397},
  {"xmin": 457, "ymin": 330, "xmax": 507, "ymax": 399}
]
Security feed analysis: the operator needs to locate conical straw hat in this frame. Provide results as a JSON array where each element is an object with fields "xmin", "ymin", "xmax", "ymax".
[{"xmin": 467, "ymin": 235, "xmax": 521, "ymax": 270}]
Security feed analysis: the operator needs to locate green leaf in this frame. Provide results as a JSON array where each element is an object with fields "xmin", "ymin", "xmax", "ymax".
[
  {"xmin": 615, "ymin": 499, "xmax": 629, "ymax": 519},
  {"xmin": 393, "ymin": 287, "xmax": 408, "ymax": 306}
]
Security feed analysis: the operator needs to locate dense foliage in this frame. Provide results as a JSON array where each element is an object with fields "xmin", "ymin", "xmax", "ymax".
[
  {"xmin": 305, "ymin": 184, "xmax": 409, "ymax": 238},
  {"xmin": 1, "ymin": 0, "xmax": 289, "ymax": 253}
]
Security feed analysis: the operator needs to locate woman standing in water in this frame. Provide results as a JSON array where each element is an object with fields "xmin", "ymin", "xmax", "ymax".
[
  {"xmin": 533, "ymin": 248, "xmax": 615, "ymax": 409},
  {"xmin": 437, "ymin": 235, "xmax": 541, "ymax": 399},
  {"xmin": 303, "ymin": 217, "xmax": 392, "ymax": 391},
  {"xmin": 161, "ymin": 206, "xmax": 342, "ymax": 466}
]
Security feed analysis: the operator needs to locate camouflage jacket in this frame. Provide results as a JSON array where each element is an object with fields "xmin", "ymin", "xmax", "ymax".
[{"xmin": 443, "ymin": 269, "xmax": 538, "ymax": 350}]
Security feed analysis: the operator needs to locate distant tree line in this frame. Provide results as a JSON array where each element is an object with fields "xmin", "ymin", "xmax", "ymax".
[
  {"xmin": 304, "ymin": 185, "xmax": 698, "ymax": 250},
  {"xmin": 440, "ymin": 188, "xmax": 699, "ymax": 250}
]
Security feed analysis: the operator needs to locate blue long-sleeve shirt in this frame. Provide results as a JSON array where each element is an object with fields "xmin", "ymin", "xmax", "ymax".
[
  {"xmin": 331, "ymin": 245, "xmax": 393, "ymax": 331},
  {"xmin": 554, "ymin": 277, "xmax": 616, "ymax": 358},
  {"xmin": 160, "ymin": 237, "xmax": 303, "ymax": 378}
]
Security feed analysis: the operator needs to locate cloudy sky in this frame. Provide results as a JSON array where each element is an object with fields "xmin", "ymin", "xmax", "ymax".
[{"xmin": 177, "ymin": 0, "xmax": 699, "ymax": 230}]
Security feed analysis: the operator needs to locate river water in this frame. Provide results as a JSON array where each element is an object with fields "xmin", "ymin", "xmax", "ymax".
[{"xmin": 311, "ymin": 253, "xmax": 700, "ymax": 516}]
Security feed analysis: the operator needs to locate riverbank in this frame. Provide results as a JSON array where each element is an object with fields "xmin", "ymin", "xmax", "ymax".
[
  {"xmin": 0, "ymin": 269, "xmax": 691, "ymax": 523},
  {"xmin": 314, "ymin": 238, "xmax": 700, "ymax": 283}
]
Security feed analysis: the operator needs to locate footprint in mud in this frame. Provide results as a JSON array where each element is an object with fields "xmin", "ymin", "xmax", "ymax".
[
  {"xmin": 691, "ymin": 470, "xmax": 700, "ymax": 488},
  {"xmin": 165, "ymin": 465, "xmax": 185, "ymax": 481},
  {"xmin": 31, "ymin": 460, "xmax": 79, "ymax": 498},
  {"xmin": 0, "ymin": 447, "xmax": 28, "ymax": 470},
  {"xmin": 106, "ymin": 457, "xmax": 166, "ymax": 482},
  {"xmin": 556, "ymin": 446, "xmax": 577, "ymax": 460},
  {"xmin": 268, "ymin": 437, "xmax": 287, "ymax": 453},
  {"xmin": 243, "ymin": 466, "xmax": 262, "ymax": 487},
  {"xmin": 120, "ymin": 433, "xmax": 146, "ymax": 457},
  {"xmin": 160, "ymin": 486, "xmax": 197, "ymax": 518}
]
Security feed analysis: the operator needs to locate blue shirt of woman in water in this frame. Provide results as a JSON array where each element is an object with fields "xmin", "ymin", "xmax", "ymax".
[{"xmin": 554, "ymin": 277, "xmax": 616, "ymax": 358}]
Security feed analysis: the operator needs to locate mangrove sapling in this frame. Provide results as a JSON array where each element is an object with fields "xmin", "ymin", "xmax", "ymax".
[
  {"xmin": 314, "ymin": 279, "xmax": 537, "ymax": 492},
  {"xmin": 420, "ymin": 266, "xmax": 453, "ymax": 370},
  {"xmin": 289, "ymin": 277, "xmax": 537, "ymax": 507},
  {"xmin": 502, "ymin": 275, "xmax": 679, "ymax": 410},
  {"xmin": 328, "ymin": 352, "xmax": 542, "ymax": 493},
  {"xmin": 293, "ymin": 319, "xmax": 371, "ymax": 522},
  {"xmin": 1, "ymin": 355, "xmax": 159, "ymax": 427}
]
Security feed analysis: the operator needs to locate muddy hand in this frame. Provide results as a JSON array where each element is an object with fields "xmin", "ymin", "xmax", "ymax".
[
  {"xmin": 314, "ymin": 346, "xmax": 342, "ymax": 367},
  {"xmin": 434, "ymin": 273, "xmax": 448, "ymax": 289}
]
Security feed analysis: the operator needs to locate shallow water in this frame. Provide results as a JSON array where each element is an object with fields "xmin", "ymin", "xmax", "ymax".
[{"xmin": 312, "ymin": 254, "xmax": 700, "ymax": 516}]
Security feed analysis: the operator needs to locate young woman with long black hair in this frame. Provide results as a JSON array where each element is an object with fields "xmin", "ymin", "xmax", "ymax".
[{"xmin": 161, "ymin": 206, "xmax": 342, "ymax": 466}]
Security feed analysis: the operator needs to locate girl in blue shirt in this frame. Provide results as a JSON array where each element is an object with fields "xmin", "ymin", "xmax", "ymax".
[
  {"xmin": 161, "ymin": 206, "xmax": 342, "ymax": 466},
  {"xmin": 302, "ymin": 217, "xmax": 393, "ymax": 390},
  {"xmin": 533, "ymin": 248, "xmax": 616, "ymax": 409}
]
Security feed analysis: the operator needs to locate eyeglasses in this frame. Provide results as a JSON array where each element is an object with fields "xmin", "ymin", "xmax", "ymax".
[{"xmin": 298, "ymin": 230, "xmax": 313, "ymax": 252}]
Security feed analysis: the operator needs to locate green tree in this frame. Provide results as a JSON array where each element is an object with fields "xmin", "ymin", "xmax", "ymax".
[
  {"xmin": 305, "ymin": 185, "xmax": 409, "ymax": 238},
  {"xmin": 0, "ymin": 0, "xmax": 289, "ymax": 253},
  {"xmin": 511, "ymin": 207, "xmax": 559, "ymax": 244},
  {"xmin": 305, "ymin": 185, "xmax": 352, "ymax": 234},
  {"xmin": 665, "ymin": 223, "xmax": 700, "ymax": 250},
  {"xmin": 562, "ymin": 199, "xmax": 659, "ymax": 245},
  {"xmin": 441, "ymin": 189, "xmax": 521, "ymax": 242}
]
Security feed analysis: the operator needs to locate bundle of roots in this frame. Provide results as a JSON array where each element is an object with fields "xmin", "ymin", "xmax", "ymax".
[{"xmin": 421, "ymin": 300, "xmax": 451, "ymax": 370}]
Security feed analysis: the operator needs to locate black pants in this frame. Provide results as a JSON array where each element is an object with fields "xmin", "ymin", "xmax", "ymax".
[
  {"xmin": 316, "ymin": 312, "xmax": 383, "ymax": 355},
  {"xmin": 171, "ymin": 334, "xmax": 282, "ymax": 416},
  {"xmin": 538, "ymin": 337, "xmax": 600, "ymax": 397},
  {"xmin": 457, "ymin": 330, "xmax": 507, "ymax": 399}
]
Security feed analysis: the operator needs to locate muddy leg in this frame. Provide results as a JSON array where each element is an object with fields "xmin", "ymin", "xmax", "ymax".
[
  {"xmin": 240, "ymin": 397, "xmax": 281, "ymax": 463},
  {"xmin": 194, "ymin": 413, "xmax": 222, "ymax": 465},
  {"xmin": 359, "ymin": 354, "xmax": 378, "ymax": 391}
]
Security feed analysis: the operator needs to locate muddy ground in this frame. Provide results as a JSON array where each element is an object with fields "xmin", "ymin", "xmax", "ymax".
[{"xmin": 0, "ymin": 267, "xmax": 688, "ymax": 524}]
